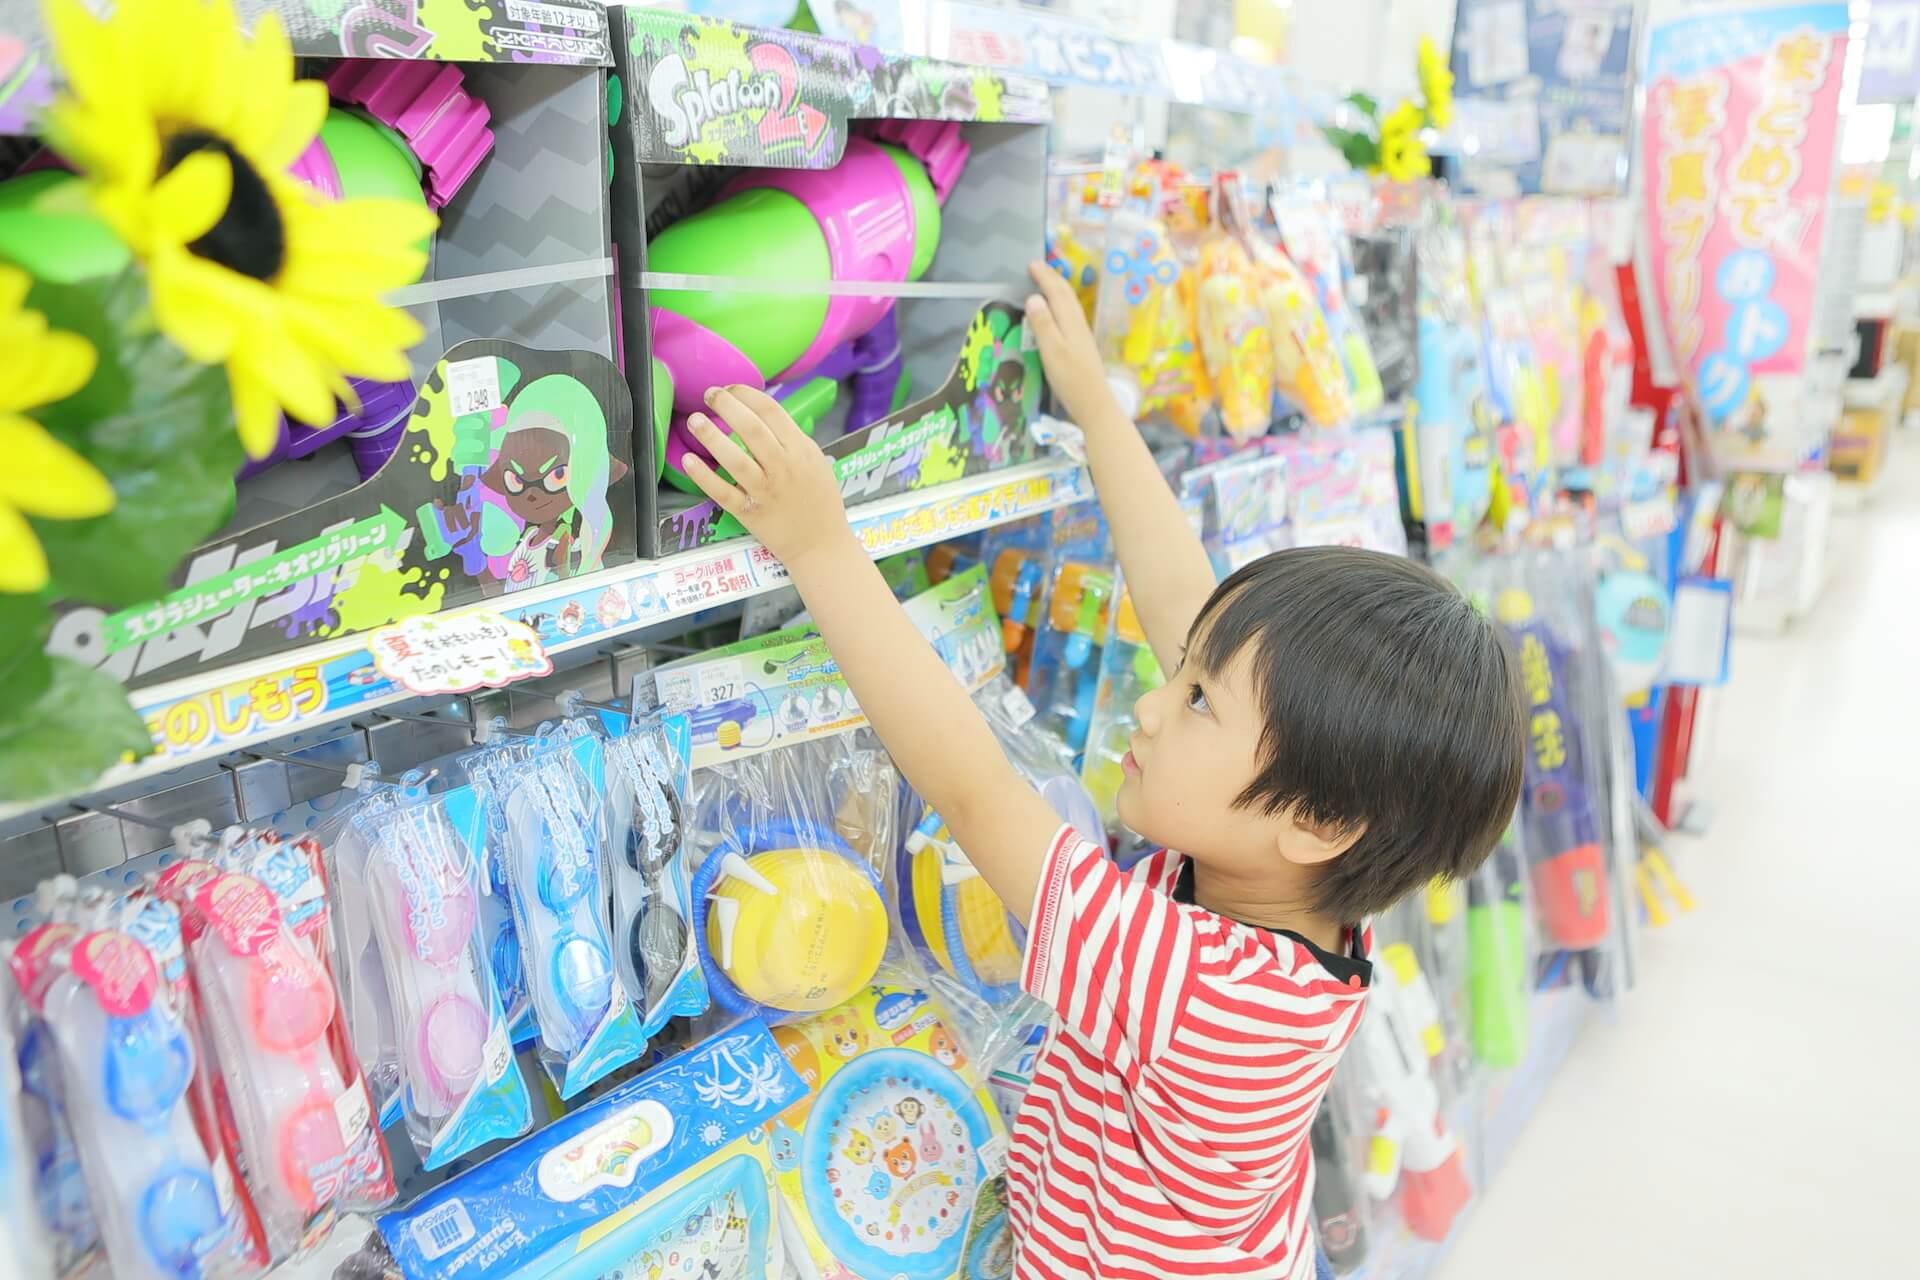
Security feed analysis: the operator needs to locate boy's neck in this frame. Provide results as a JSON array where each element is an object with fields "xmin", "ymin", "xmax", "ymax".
[{"xmin": 1189, "ymin": 860, "xmax": 1347, "ymax": 954}]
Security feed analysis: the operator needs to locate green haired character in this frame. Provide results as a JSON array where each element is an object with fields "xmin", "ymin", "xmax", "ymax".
[{"xmin": 433, "ymin": 370, "xmax": 627, "ymax": 592}]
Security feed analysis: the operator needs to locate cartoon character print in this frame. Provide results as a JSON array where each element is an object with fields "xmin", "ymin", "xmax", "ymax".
[
  {"xmin": 894, "ymin": 1096, "xmax": 925, "ymax": 1126},
  {"xmin": 822, "ymin": 1009, "xmax": 870, "ymax": 1060},
  {"xmin": 771, "ymin": 1121, "xmax": 801, "ymax": 1172},
  {"xmin": 843, "ymin": 1129, "xmax": 874, "ymax": 1165},
  {"xmin": 865, "ymin": 1165, "xmax": 893, "ymax": 1200},
  {"xmin": 869, "ymin": 1114, "xmax": 898, "ymax": 1144},
  {"xmin": 884, "ymin": 1139, "xmax": 917, "ymax": 1179},
  {"xmin": 928, "ymin": 1026, "xmax": 966, "ymax": 1069},
  {"xmin": 917, "ymin": 1120, "xmax": 943, "ymax": 1164},
  {"xmin": 426, "ymin": 371, "xmax": 627, "ymax": 595}
]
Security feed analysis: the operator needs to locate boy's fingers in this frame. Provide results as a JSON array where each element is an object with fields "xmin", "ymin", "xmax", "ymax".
[
  {"xmin": 705, "ymin": 385, "xmax": 781, "ymax": 462},
  {"xmin": 1027, "ymin": 259, "xmax": 1073, "ymax": 307},
  {"xmin": 728, "ymin": 385, "xmax": 803, "ymax": 451},
  {"xmin": 681, "ymin": 454, "xmax": 752, "ymax": 514},
  {"xmin": 1023, "ymin": 291, "xmax": 1063, "ymax": 351},
  {"xmin": 689, "ymin": 413, "xmax": 764, "ymax": 489}
]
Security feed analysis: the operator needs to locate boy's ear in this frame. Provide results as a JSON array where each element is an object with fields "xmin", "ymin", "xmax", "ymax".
[{"xmin": 1276, "ymin": 811, "xmax": 1365, "ymax": 867}]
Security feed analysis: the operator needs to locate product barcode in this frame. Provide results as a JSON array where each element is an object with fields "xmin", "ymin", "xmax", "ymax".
[{"xmin": 412, "ymin": 1200, "xmax": 476, "ymax": 1260}]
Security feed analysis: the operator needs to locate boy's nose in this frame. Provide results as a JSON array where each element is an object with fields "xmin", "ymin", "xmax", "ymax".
[{"xmin": 1133, "ymin": 685, "xmax": 1163, "ymax": 735}]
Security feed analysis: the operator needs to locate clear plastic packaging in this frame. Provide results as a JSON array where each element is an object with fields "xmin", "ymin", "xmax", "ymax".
[
  {"xmin": 170, "ymin": 870, "xmax": 367, "ymax": 1256},
  {"xmin": 685, "ymin": 732, "xmax": 897, "ymax": 1022},
  {"xmin": 24, "ymin": 926, "xmax": 240, "ymax": 1279},
  {"xmin": 1466, "ymin": 821, "xmax": 1536, "ymax": 1070},
  {"xmin": 5, "ymin": 924, "xmax": 100, "ymax": 1275},
  {"xmin": 462, "ymin": 740, "xmax": 537, "ymax": 1045},
  {"xmin": 501, "ymin": 729, "xmax": 647, "ymax": 1098},
  {"xmin": 603, "ymin": 709, "xmax": 708, "ymax": 1038},
  {"xmin": 0, "ymin": 990, "xmax": 54, "ymax": 1280},
  {"xmin": 1078, "ymin": 582, "xmax": 1165, "ymax": 833},
  {"xmin": 329, "ymin": 777, "xmax": 531, "ymax": 1168}
]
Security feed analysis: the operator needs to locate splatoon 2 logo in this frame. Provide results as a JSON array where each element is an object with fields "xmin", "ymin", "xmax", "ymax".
[{"xmin": 647, "ymin": 54, "xmax": 780, "ymax": 148}]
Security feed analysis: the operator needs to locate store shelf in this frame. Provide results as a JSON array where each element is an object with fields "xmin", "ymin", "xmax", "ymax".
[
  {"xmin": 7, "ymin": 458, "xmax": 1089, "ymax": 816},
  {"xmin": 811, "ymin": 0, "xmax": 1328, "ymax": 127}
]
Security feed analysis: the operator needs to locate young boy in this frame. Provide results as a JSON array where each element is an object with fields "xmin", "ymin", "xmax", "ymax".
[{"xmin": 679, "ymin": 262, "xmax": 1526, "ymax": 1279}]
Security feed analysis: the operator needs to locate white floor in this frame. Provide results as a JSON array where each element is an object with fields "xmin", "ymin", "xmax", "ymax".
[{"xmin": 1443, "ymin": 438, "xmax": 1920, "ymax": 1279}]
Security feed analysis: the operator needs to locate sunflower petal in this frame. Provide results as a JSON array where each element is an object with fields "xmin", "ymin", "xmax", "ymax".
[
  {"xmin": 236, "ymin": 322, "xmax": 340, "ymax": 430},
  {"xmin": 261, "ymin": 79, "xmax": 330, "ymax": 172},
  {"xmin": 0, "ymin": 331, "xmax": 98, "ymax": 415},
  {"xmin": 148, "ymin": 246, "xmax": 271, "ymax": 362},
  {"xmin": 0, "ymin": 265, "xmax": 28, "ymax": 314},
  {"xmin": 229, "ymin": 370, "xmax": 286, "ymax": 459},
  {"xmin": 0, "ymin": 501, "xmax": 51, "ymax": 595},
  {"xmin": 0, "ymin": 415, "xmax": 116, "ymax": 519},
  {"xmin": 149, "ymin": 148, "xmax": 232, "ymax": 245}
]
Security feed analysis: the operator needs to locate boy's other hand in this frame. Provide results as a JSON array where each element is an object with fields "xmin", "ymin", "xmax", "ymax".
[
  {"xmin": 683, "ymin": 385, "xmax": 856, "ymax": 571},
  {"xmin": 1026, "ymin": 259, "xmax": 1120, "ymax": 429}
]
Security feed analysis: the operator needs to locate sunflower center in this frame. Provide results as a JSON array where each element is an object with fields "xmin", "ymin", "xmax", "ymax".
[{"xmin": 160, "ymin": 130, "xmax": 286, "ymax": 282}]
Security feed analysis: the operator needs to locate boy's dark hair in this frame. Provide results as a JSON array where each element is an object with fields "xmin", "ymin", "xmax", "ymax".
[{"xmin": 1190, "ymin": 546, "xmax": 1525, "ymax": 922}]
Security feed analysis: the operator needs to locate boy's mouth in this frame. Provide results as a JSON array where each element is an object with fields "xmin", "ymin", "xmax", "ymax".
[{"xmin": 1121, "ymin": 749, "xmax": 1140, "ymax": 776}]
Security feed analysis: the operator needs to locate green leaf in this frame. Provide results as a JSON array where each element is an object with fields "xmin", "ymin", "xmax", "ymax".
[
  {"xmin": 1344, "ymin": 91, "xmax": 1379, "ymax": 119},
  {"xmin": 22, "ymin": 270, "xmax": 244, "ymax": 608},
  {"xmin": 0, "ymin": 595, "xmax": 55, "ymax": 707},
  {"xmin": 0, "ymin": 655, "xmax": 151, "ymax": 805},
  {"xmin": 1320, "ymin": 127, "xmax": 1379, "ymax": 170}
]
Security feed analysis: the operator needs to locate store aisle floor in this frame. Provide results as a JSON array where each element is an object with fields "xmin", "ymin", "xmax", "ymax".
[{"xmin": 1442, "ymin": 440, "xmax": 1920, "ymax": 1279}]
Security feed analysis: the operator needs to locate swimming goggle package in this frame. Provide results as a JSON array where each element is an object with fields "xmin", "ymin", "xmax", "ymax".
[
  {"xmin": 604, "ymin": 710, "xmax": 708, "ymax": 1039},
  {"xmin": 0, "ymin": 989, "xmax": 55, "ymax": 1280},
  {"xmin": 167, "ymin": 867, "xmax": 384, "ymax": 1258},
  {"xmin": 14, "ymin": 870, "xmax": 273, "ymax": 1278},
  {"xmin": 16, "ymin": 924, "xmax": 247, "ymax": 1280},
  {"xmin": 463, "ymin": 739, "xmax": 539, "ymax": 1047},
  {"xmin": 332, "ymin": 777, "xmax": 532, "ymax": 1168},
  {"xmin": 501, "ymin": 729, "xmax": 646, "ymax": 1099}
]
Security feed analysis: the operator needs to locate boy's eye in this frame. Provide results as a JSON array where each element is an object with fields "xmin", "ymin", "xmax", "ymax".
[{"xmin": 1186, "ymin": 682, "xmax": 1210, "ymax": 714}]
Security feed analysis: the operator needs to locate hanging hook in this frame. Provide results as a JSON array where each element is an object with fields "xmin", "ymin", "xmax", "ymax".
[{"xmin": 242, "ymin": 748, "xmax": 374, "ymax": 788}]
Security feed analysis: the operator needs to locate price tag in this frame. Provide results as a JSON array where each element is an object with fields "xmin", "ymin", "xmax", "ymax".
[
  {"xmin": 660, "ymin": 551, "xmax": 755, "ymax": 613},
  {"xmin": 445, "ymin": 357, "xmax": 503, "ymax": 417},
  {"xmin": 1000, "ymin": 685, "xmax": 1037, "ymax": 727},
  {"xmin": 746, "ymin": 543, "xmax": 789, "ymax": 585},
  {"xmin": 367, "ymin": 610, "xmax": 551, "ymax": 695},
  {"xmin": 691, "ymin": 660, "xmax": 742, "ymax": 709},
  {"xmin": 334, "ymin": 1079, "xmax": 373, "ymax": 1145}
]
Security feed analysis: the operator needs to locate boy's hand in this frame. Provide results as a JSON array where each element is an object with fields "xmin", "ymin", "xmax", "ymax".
[
  {"xmin": 1025, "ymin": 259, "xmax": 1123, "ymax": 429},
  {"xmin": 683, "ymin": 386, "xmax": 857, "ymax": 570}
]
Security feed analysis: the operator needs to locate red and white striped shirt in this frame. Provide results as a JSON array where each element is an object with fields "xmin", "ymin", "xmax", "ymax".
[{"xmin": 1007, "ymin": 828, "xmax": 1374, "ymax": 1280}]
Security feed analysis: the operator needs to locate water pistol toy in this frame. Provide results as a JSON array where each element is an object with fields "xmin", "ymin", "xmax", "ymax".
[
  {"xmin": 1496, "ymin": 589, "xmax": 1611, "ymax": 951},
  {"xmin": 646, "ymin": 121, "xmax": 969, "ymax": 490}
]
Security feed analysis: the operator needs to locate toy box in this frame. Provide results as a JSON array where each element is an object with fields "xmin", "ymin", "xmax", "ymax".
[
  {"xmin": 22, "ymin": 1, "xmax": 636, "ymax": 694},
  {"xmin": 766, "ymin": 982, "xmax": 1011, "ymax": 1280},
  {"xmin": 606, "ymin": 8, "xmax": 1054, "ymax": 555},
  {"xmin": 376, "ymin": 1022, "xmax": 808, "ymax": 1280}
]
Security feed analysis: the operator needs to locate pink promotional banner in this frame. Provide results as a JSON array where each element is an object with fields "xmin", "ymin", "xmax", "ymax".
[{"xmin": 1641, "ymin": 2, "xmax": 1848, "ymax": 469}]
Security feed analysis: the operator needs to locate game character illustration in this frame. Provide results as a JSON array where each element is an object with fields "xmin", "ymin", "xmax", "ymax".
[
  {"xmin": 587, "ymin": 1153, "xmax": 777, "ymax": 1280},
  {"xmin": 422, "ymin": 364, "xmax": 630, "ymax": 594}
]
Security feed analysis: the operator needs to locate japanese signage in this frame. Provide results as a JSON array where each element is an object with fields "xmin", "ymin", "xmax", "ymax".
[
  {"xmin": 1859, "ymin": 2, "xmax": 1920, "ymax": 104},
  {"xmin": 368, "ymin": 611, "xmax": 552, "ymax": 696},
  {"xmin": 1450, "ymin": 0, "xmax": 1638, "ymax": 196},
  {"xmin": 1641, "ymin": 1, "xmax": 1848, "ymax": 469}
]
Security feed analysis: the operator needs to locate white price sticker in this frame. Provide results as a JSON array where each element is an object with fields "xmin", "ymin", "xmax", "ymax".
[
  {"xmin": 692, "ymin": 660, "xmax": 743, "ymax": 709},
  {"xmin": 445, "ymin": 357, "xmax": 503, "ymax": 417},
  {"xmin": 334, "ymin": 1080, "xmax": 373, "ymax": 1145},
  {"xmin": 1000, "ymin": 685, "xmax": 1037, "ymax": 727}
]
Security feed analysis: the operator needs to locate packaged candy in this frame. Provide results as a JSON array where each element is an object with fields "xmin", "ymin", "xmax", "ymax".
[{"xmin": 1194, "ymin": 223, "xmax": 1274, "ymax": 439}]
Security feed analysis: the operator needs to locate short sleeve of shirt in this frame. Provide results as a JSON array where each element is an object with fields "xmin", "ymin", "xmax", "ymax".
[{"xmin": 1021, "ymin": 827, "xmax": 1195, "ymax": 1071}]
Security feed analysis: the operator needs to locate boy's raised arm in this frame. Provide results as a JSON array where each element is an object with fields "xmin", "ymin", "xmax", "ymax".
[
  {"xmin": 1023, "ymin": 262, "xmax": 1219, "ymax": 670},
  {"xmin": 682, "ymin": 386, "xmax": 1069, "ymax": 923}
]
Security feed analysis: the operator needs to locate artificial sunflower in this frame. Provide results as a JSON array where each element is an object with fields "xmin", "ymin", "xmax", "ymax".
[
  {"xmin": 1417, "ymin": 36, "xmax": 1455, "ymax": 130},
  {"xmin": 43, "ymin": 0, "xmax": 436, "ymax": 458},
  {"xmin": 0, "ymin": 265, "xmax": 113, "ymax": 594},
  {"xmin": 1377, "ymin": 101, "xmax": 1430, "ymax": 182}
]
